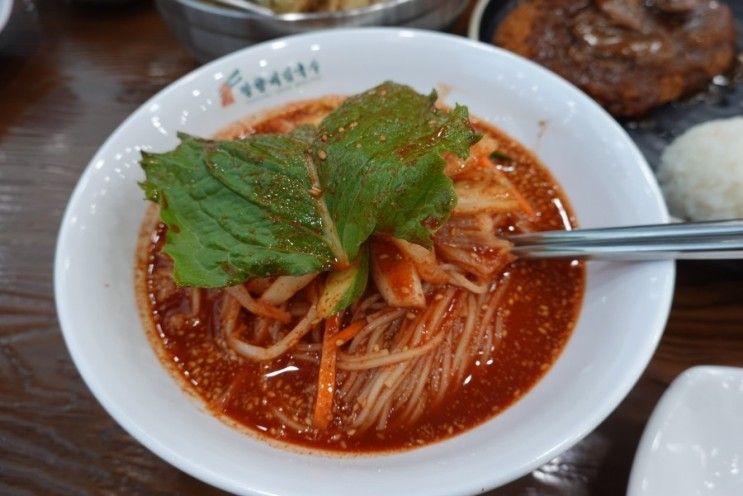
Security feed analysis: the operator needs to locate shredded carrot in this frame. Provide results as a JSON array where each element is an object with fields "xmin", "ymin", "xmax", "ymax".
[
  {"xmin": 510, "ymin": 187, "xmax": 536, "ymax": 218},
  {"xmin": 313, "ymin": 314, "xmax": 341, "ymax": 430},
  {"xmin": 333, "ymin": 320, "xmax": 366, "ymax": 347}
]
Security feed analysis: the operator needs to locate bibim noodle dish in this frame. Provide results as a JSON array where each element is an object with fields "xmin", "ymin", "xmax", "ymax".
[{"xmin": 136, "ymin": 82, "xmax": 585, "ymax": 452}]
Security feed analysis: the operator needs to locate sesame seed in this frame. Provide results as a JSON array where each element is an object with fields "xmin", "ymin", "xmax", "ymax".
[{"xmin": 318, "ymin": 150, "xmax": 327, "ymax": 160}]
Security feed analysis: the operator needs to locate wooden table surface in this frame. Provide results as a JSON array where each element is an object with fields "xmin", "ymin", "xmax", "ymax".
[{"xmin": 1, "ymin": 1, "xmax": 742, "ymax": 495}]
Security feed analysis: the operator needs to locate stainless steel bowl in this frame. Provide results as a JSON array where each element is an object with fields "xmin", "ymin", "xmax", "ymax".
[{"xmin": 156, "ymin": 0, "xmax": 469, "ymax": 62}]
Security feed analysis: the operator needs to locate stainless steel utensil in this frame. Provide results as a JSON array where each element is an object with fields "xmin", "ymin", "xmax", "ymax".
[
  {"xmin": 156, "ymin": 0, "xmax": 468, "ymax": 62},
  {"xmin": 507, "ymin": 220, "xmax": 743, "ymax": 260}
]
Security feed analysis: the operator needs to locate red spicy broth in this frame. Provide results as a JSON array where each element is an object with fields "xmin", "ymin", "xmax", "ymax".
[{"xmin": 136, "ymin": 97, "xmax": 585, "ymax": 452}]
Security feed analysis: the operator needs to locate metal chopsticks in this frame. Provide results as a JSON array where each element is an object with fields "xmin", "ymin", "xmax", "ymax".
[{"xmin": 506, "ymin": 220, "xmax": 743, "ymax": 260}]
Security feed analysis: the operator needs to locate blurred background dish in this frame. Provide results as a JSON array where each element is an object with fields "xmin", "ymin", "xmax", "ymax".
[
  {"xmin": 252, "ymin": 0, "xmax": 382, "ymax": 14},
  {"xmin": 492, "ymin": 0, "xmax": 736, "ymax": 118},
  {"xmin": 0, "ymin": 0, "xmax": 13, "ymax": 36},
  {"xmin": 469, "ymin": 0, "xmax": 743, "ymax": 173},
  {"xmin": 156, "ymin": 0, "xmax": 469, "ymax": 62},
  {"xmin": 72, "ymin": 0, "xmax": 144, "ymax": 4},
  {"xmin": 0, "ymin": 0, "xmax": 18, "ymax": 51},
  {"xmin": 627, "ymin": 366, "xmax": 743, "ymax": 496}
]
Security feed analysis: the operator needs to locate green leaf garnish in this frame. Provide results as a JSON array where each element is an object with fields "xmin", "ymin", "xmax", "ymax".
[
  {"xmin": 317, "ymin": 245, "xmax": 369, "ymax": 318},
  {"xmin": 140, "ymin": 81, "xmax": 479, "ymax": 294},
  {"xmin": 317, "ymin": 82, "xmax": 479, "ymax": 260},
  {"xmin": 140, "ymin": 131, "xmax": 339, "ymax": 288}
]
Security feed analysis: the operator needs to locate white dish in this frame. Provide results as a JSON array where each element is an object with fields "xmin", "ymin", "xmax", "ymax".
[
  {"xmin": 628, "ymin": 366, "xmax": 743, "ymax": 496},
  {"xmin": 0, "ymin": 0, "xmax": 13, "ymax": 36},
  {"xmin": 54, "ymin": 28, "xmax": 674, "ymax": 496}
]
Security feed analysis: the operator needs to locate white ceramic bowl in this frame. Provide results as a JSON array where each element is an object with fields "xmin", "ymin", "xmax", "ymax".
[
  {"xmin": 54, "ymin": 29, "xmax": 674, "ymax": 496},
  {"xmin": 628, "ymin": 366, "xmax": 743, "ymax": 496}
]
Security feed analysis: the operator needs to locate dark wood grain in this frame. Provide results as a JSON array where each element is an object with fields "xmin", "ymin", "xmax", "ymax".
[{"xmin": 1, "ymin": 2, "xmax": 742, "ymax": 495}]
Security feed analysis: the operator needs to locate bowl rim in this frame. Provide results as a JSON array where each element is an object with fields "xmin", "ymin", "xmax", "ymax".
[
  {"xmin": 172, "ymin": 0, "xmax": 433, "ymax": 22},
  {"xmin": 54, "ymin": 27, "xmax": 675, "ymax": 496}
]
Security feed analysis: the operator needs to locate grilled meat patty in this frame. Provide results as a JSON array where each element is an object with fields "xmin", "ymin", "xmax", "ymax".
[{"xmin": 495, "ymin": 0, "xmax": 736, "ymax": 117}]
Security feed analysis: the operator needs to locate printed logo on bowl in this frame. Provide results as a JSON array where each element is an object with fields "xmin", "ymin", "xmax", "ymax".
[{"xmin": 219, "ymin": 58, "xmax": 322, "ymax": 107}]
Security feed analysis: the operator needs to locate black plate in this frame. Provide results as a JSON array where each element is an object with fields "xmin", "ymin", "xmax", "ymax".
[{"xmin": 476, "ymin": 0, "xmax": 743, "ymax": 170}]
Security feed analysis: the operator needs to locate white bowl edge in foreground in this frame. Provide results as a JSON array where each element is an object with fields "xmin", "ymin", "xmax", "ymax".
[
  {"xmin": 54, "ymin": 28, "xmax": 674, "ymax": 496},
  {"xmin": 628, "ymin": 366, "xmax": 743, "ymax": 496}
]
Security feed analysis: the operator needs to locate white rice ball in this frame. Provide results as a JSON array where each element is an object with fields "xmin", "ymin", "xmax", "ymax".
[{"xmin": 657, "ymin": 117, "xmax": 743, "ymax": 221}]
